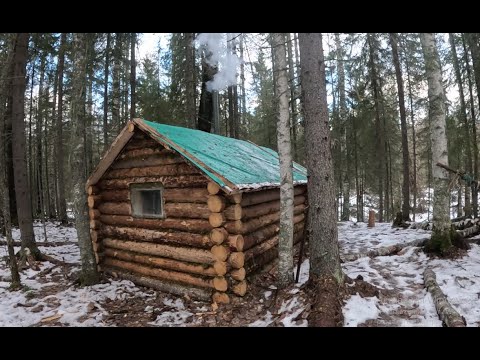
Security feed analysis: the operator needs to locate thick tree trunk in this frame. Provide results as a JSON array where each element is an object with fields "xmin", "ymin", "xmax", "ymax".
[
  {"xmin": 272, "ymin": 33, "xmax": 294, "ymax": 288},
  {"xmin": 112, "ymin": 33, "xmax": 122, "ymax": 134},
  {"xmin": 11, "ymin": 33, "xmax": 40, "ymax": 258},
  {"xmin": 299, "ymin": 33, "xmax": 343, "ymax": 282},
  {"xmin": 185, "ymin": 33, "xmax": 196, "ymax": 127},
  {"xmin": 71, "ymin": 33, "xmax": 100, "ymax": 284},
  {"xmin": 197, "ymin": 48, "xmax": 217, "ymax": 133},
  {"xmin": 420, "ymin": 33, "xmax": 453, "ymax": 254},
  {"xmin": 390, "ymin": 33, "xmax": 411, "ymax": 221}
]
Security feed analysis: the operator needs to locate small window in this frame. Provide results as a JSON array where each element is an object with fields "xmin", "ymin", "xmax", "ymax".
[{"xmin": 130, "ymin": 183, "xmax": 165, "ymax": 219}]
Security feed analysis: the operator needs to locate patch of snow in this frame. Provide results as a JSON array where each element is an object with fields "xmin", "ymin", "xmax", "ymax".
[
  {"xmin": 343, "ymin": 294, "xmax": 380, "ymax": 327},
  {"xmin": 249, "ymin": 311, "xmax": 274, "ymax": 327}
]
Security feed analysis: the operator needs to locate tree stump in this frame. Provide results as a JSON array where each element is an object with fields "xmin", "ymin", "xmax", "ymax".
[{"xmin": 367, "ymin": 210, "xmax": 375, "ymax": 228}]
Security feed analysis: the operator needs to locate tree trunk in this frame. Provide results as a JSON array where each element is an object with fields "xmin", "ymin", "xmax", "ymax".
[
  {"xmin": 112, "ymin": 33, "xmax": 122, "ymax": 134},
  {"xmin": 11, "ymin": 33, "xmax": 40, "ymax": 258},
  {"xmin": 286, "ymin": 33, "xmax": 298, "ymax": 160},
  {"xmin": 449, "ymin": 33, "xmax": 472, "ymax": 217},
  {"xmin": 367, "ymin": 34, "xmax": 385, "ymax": 222},
  {"xmin": 71, "ymin": 33, "xmax": 100, "ymax": 285},
  {"xmin": 197, "ymin": 47, "xmax": 217, "ymax": 133},
  {"xmin": 390, "ymin": 33, "xmax": 411, "ymax": 221},
  {"xmin": 239, "ymin": 33, "xmax": 247, "ymax": 135},
  {"xmin": 299, "ymin": 33, "xmax": 343, "ymax": 281},
  {"xmin": 272, "ymin": 33, "xmax": 294, "ymax": 288},
  {"xmin": 103, "ymin": 33, "xmax": 111, "ymax": 152},
  {"xmin": 130, "ymin": 33, "xmax": 136, "ymax": 119},
  {"xmin": 420, "ymin": 33, "xmax": 453, "ymax": 254},
  {"xmin": 185, "ymin": 33, "xmax": 196, "ymax": 127}
]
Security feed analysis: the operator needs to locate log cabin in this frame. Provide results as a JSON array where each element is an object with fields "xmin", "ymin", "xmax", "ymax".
[{"xmin": 86, "ymin": 118, "xmax": 308, "ymax": 304}]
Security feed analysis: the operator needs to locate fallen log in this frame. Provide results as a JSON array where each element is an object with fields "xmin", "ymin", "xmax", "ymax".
[
  {"xmin": 424, "ymin": 268, "xmax": 466, "ymax": 327},
  {"xmin": 100, "ymin": 225, "xmax": 213, "ymax": 248},
  {"xmin": 457, "ymin": 225, "xmax": 480, "ymax": 238},
  {"xmin": 104, "ymin": 268, "xmax": 212, "ymax": 302},
  {"xmin": 341, "ymin": 238, "xmax": 429, "ymax": 262},
  {"xmin": 103, "ymin": 238, "xmax": 217, "ymax": 265}
]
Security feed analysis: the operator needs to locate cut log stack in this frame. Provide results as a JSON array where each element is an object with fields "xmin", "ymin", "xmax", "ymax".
[{"xmin": 88, "ymin": 129, "xmax": 309, "ymax": 302}]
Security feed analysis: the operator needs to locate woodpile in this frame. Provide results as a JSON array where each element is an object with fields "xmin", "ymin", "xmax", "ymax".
[{"xmin": 88, "ymin": 130, "xmax": 308, "ymax": 302}]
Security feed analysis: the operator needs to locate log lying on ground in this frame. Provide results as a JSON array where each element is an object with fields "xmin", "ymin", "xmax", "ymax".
[
  {"xmin": 104, "ymin": 247, "xmax": 225, "ymax": 277},
  {"xmin": 104, "ymin": 268, "xmax": 212, "ymax": 302},
  {"xmin": 424, "ymin": 268, "xmax": 466, "ymax": 327},
  {"xmin": 111, "ymin": 154, "xmax": 184, "ymax": 169},
  {"xmin": 240, "ymin": 186, "xmax": 306, "ymax": 207},
  {"xmin": 451, "ymin": 215, "xmax": 470, "ymax": 223},
  {"xmin": 409, "ymin": 221, "xmax": 431, "ymax": 230},
  {"xmin": 103, "ymin": 238, "xmax": 217, "ymax": 265},
  {"xmin": 341, "ymin": 238, "xmax": 429, "ymax": 262},
  {"xmin": 98, "ymin": 175, "xmax": 208, "ymax": 190},
  {"xmin": 99, "ymin": 214, "xmax": 212, "ymax": 233},
  {"xmin": 457, "ymin": 225, "xmax": 480, "ymax": 238},
  {"xmin": 100, "ymin": 225, "xmax": 214, "ymax": 248},
  {"xmin": 104, "ymin": 163, "xmax": 199, "ymax": 179},
  {"xmin": 104, "ymin": 258, "xmax": 228, "ymax": 290},
  {"xmin": 225, "ymin": 208, "xmax": 304, "ymax": 234}
]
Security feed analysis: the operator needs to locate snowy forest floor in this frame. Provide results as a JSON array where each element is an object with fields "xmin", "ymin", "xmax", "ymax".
[{"xmin": 1, "ymin": 221, "xmax": 480, "ymax": 327}]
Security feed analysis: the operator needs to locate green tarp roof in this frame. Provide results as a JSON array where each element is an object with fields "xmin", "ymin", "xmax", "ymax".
[{"xmin": 139, "ymin": 119, "xmax": 307, "ymax": 193}]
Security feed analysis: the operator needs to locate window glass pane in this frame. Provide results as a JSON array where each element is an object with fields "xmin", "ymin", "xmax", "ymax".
[{"xmin": 141, "ymin": 190, "xmax": 161, "ymax": 215}]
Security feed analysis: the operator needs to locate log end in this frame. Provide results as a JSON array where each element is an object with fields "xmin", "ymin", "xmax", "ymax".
[
  {"xmin": 213, "ymin": 261, "xmax": 227, "ymax": 276},
  {"xmin": 211, "ymin": 245, "xmax": 230, "ymax": 262},
  {"xmin": 213, "ymin": 276, "xmax": 228, "ymax": 292},
  {"xmin": 230, "ymin": 267, "xmax": 246, "ymax": 281},
  {"xmin": 228, "ymin": 252, "xmax": 245, "ymax": 269},
  {"xmin": 228, "ymin": 234, "xmax": 244, "ymax": 251},
  {"xmin": 210, "ymin": 228, "xmax": 228, "ymax": 245},
  {"xmin": 208, "ymin": 195, "xmax": 226, "ymax": 213},
  {"xmin": 209, "ymin": 213, "xmax": 226, "ymax": 228},
  {"xmin": 232, "ymin": 280, "xmax": 247, "ymax": 297},
  {"xmin": 208, "ymin": 182, "xmax": 221, "ymax": 195},
  {"xmin": 212, "ymin": 292, "xmax": 230, "ymax": 304}
]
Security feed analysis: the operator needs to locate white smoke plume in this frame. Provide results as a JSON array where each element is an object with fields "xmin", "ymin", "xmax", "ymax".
[{"xmin": 196, "ymin": 33, "xmax": 242, "ymax": 92}]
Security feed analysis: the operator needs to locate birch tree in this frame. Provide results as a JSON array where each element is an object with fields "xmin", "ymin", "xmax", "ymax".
[
  {"xmin": 420, "ymin": 33, "xmax": 452, "ymax": 254},
  {"xmin": 272, "ymin": 33, "xmax": 294, "ymax": 288}
]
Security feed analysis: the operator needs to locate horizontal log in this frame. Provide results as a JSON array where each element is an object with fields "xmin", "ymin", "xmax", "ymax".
[
  {"xmin": 89, "ymin": 208, "xmax": 101, "ymax": 220},
  {"xmin": 104, "ymin": 247, "xmax": 223, "ymax": 277},
  {"xmin": 98, "ymin": 175, "xmax": 209, "ymax": 190},
  {"xmin": 208, "ymin": 195, "xmax": 226, "ymax": 212},
  {"xmin": 242, "ymin": 196, "xmax": 306, "ymax": 220},
  {"xmin": 240, "ymin": 186, "xmax": 306, "ymax": 207},
  {"xmin": 103, "ymin": 238, "xmax": 217, "ymax": 265},
  {"xmin": 213, "ymin": 261, "xmax": 228, "ymax": 276},
  {"xmin": 100, "ymin": 188, "xmax": 209, "ymax": 204},
  {"xmin": 104, "ymin": 268, "xmax": 212, "ymax": 302},
  {"xmin": 212, "ymin": 292, "xmax": 230, "ymax": 304},
  {"xmin": 210, "ymin": 228, "xmax": 228, "ymax": 245},
  {"xmin": 225, "ymin": 207, "xmax": 304, "ymax": 234},
  {"xmin": 245, "ymin": 247, "xmax": 278, "ymax": 275},
  {"xmin": 88, "ymin": 195, "xmax": 102, "ymax": 208},
  {"xmin": 211, "ymin": 245, "xmax": 230, "ymax": 262},
  {"xmin": 164, "ymin": 202, "xmax": 210, "ymax": 219},
  {"xmin": 243, "ymin": 217, "xmax": 305, "ymax": 250},
  {"xmin": 98, "ymin": 202, "xmax": 131, "ymax": 215},
  {"xmin": 90, "ymin": 220, "xmax": 102, "ymax": 230},
  {"xmin": 104, "ymin": 257, "xmax": 224, "ymax": 290},
  {"xmin": 120, "ymin": 147, "xmax": 171, "ymax": 158},
  {"xmin": 226, "ymin": 194, "xmax": 242, "ymax": 204},
  {"xmin": 111, "ymin": 154, "xmax": 184, "ymax": 169},
  {"xmin": 228, "ymin": 252, "xmax": 245, "ymax": 269},
  {"xmin": 230, "ymin": 267, "xmax": 246, "ymax": 281},
  {"xmin": 104, "ymin": 163, "xmax": 200, "ymax": 180},
  {"xmin": 228, "ymin": 235, "xmax": 244, "ymax": 251},
  {"xmin": 98, "ymin": 201, "xmax": 211, "ymax": 219},
  {"xmin": 208, "ymin": 182, "xmax": 221, "ymax": 195},
  {"xmin": 99, "ymin": 214, "xmax": 212, "ymax": 234},
  {"xmin": 224, "ymin": 204, "xmax": 242, "ymax": 221},
  {"xmin": 209, "ymin": 213, "xmax": 226, "ymax": 228},
  {"xmin": 88, "ymin": 186, "xmax": 99, "ymax": 195},
  {"xmin": 100, "ymin": 225, "xmax": 214, "ymax": 248}
]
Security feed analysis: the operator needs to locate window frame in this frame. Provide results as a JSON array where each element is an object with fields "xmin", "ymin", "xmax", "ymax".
[{"xmin": 130, "ymin": 182, "xmax": 165, "ymax": 219}]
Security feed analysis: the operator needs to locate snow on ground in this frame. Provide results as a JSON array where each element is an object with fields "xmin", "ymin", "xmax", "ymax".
[{"xmin": 2, "ymin": 220, "xmax": 480, "ymax": 326}]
